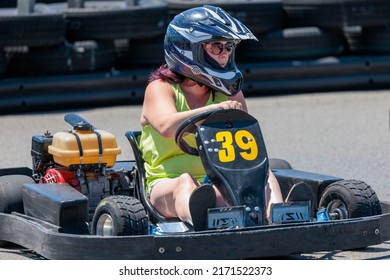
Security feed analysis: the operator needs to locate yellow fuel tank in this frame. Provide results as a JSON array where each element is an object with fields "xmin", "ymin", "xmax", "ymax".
[{"xmin": 48, "ymin": 124, "xmax": 121, "ymax": 167}]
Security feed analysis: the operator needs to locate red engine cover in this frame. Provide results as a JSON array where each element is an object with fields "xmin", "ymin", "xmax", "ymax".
[{"xmin": 41, "ymin": 168, "xmax": 81, "ymax": 192}]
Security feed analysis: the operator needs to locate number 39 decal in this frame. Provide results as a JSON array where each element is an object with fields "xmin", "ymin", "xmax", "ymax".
[{"xmin": 215, "ymin": 130, "xmax": 258, "ymax": 162}]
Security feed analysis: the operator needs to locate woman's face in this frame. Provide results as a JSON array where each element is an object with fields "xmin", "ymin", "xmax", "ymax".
[{"xmin": 203, "ymin": 41, "xmax": 235, "ymax": 68}]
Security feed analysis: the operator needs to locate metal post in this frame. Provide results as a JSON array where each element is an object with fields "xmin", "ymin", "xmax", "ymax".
[
  {"xmin": 17, "ymin": 0, "xmax": 35, "ymax": 15},
  {"xmin": 126, "ymin": 0, "xmax": 140, "ymax": 6},
  {"xmin": 68, "ymin": 0, "xmax": 85, "ymax": 8}
]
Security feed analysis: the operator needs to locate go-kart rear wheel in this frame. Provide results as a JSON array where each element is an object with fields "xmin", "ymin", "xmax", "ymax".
[
  {"xmin": 91, "ymin": 195, "xmax": 148, "ymax": 236},
  {"xmin": 0, "ymin": 175, "xmax": 34, "ymax": 214},
  {"xmin": 318, "ymin": 180, "xmax": 382, "ymax": 220},
  {"xmin": 0, "ymin": 175, "xmax": 34, "ymax": 247}
]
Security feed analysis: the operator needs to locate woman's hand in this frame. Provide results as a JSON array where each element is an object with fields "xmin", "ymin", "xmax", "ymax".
[{"xmin": 212, "ymin": 100, "xmax": 243, "ymax": 110}]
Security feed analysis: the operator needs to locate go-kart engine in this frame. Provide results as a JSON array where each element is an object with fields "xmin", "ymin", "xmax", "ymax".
[
  {"xmin": 39, "ymin": 166, "xmax": 126, "ymax": 219},
  {"xmin": 31, "ymin": 124, "xmax": 127, "ymax": 219}
]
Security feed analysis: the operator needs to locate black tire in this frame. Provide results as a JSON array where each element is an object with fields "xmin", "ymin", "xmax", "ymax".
[
  {"xmin": 319, "ymin": 180, "xmax": 382, "ymax": 220},
  {"xmin": 283, "ymin": 0, "xmax": 390, "ymax": 28},
  {"xmin": 0, "ymin": 10, "xmax": 65, "ymax": 47},
  {"xmin": 64, "ymin": 4, "xmax": 169, "ymax": 41},
  {"xmin": 0, "ymin": 0, "xmax": 64, "ymax": 6},
  {"xmin": 344, "ymin": 26, "xmax": 390, "ymax": 54},
  {"xmin": 0, "ymin": 175, "xmax": 34, "ymax": 214},
  {"xmin": 91, "ymin": 195, "xmax": 148, "ymax": 236},
  {"xmin": 115, "ymin": 35, "xmax": 165, "ymax": 69},
  {"xmin": 0, "ymin": 50, "xmax": 6, "ymax": 78},
  {"xmin": 6, "ymin": 40, "xmax": 116, "ymax": 77},
  {"xmin": 166, "ymin": 0, "xmax": 284, "ymax": 35},
  {"xmin": 0, "ymin": 0, "xmax": 16, "ymax": 8},
  {"xmin": 269, "ymin": 158, "xmax": 293, "ymax": 170}
]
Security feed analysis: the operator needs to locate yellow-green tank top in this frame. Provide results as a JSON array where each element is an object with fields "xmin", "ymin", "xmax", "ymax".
[{"xmin": 139, "ymin": 83, "xmax": 228, "ymax": 192}]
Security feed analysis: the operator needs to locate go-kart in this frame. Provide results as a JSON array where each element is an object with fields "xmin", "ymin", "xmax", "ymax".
[{"xmin": 0, "ymin": 109, "xmax": 389, "ymax": 259}]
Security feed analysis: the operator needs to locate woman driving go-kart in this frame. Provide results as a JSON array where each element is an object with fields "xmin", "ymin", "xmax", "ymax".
[{"xmin": 138, "ymin": 5, "xmax": 286, "ymax": 231}]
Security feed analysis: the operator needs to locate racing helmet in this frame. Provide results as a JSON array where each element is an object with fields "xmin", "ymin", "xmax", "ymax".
[{"xmin": 164, "ymin": 5, "xmax": 258, "ymax": 96}]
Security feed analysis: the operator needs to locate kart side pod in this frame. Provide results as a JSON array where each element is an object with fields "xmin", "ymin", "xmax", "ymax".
[{"xmin": 23, "ymin": 183, "xmax": 89, "ymax": 234}]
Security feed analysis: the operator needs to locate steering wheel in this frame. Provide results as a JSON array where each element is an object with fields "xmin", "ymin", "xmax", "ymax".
[{"xmin": 175, "ymin": 110, "xmax": 218, "ymax": 156}]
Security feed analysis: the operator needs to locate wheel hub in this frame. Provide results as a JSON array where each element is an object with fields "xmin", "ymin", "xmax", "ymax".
[
  {"xmin": 326, "ymin": 199, "xmax": 349, "ymax": 220},
  {"xmin": 96, "ymin": 213, "xmax": 114, "ymax": 236}
]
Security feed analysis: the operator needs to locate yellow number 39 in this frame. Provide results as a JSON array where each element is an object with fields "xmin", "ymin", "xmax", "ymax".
[{"xmin": 215, "ymin": 130, "xmax": 258, "ymax": 162}]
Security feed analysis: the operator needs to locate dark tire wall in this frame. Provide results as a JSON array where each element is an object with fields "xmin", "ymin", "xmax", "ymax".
[
  {"xmin": 283, "ymin": 0, "xmax": 390, "ymax": 28},
  {"xmin": 2, "ymin": 0, "xmax": 390, "ymax": 113},
  {"xmin": 0, "ymin": 1, "xmax": 65, "ymax": 7},
  {"xmin": 237, "ymin": 26, "xmax": 346, "ymax": 61},
  {"xmin": 64, "ymin": 4, "xmax": 169, "ymax": 41},
  {"xmin": 344, "ymin": 26, "xmax": 390, "ymax": 54},
  {"xmin": 166, "ymin": 0, "xmax": 285, "ymax": 35},
  {"xmin": 6, "ymin": 40, "xmax": 117, "ymax": 77},
  {"xmin": 0, "ymin": 51, "xmax": 6, "ymax": 78},
  {"xmin": 0, "ymin": 14, "xmax": 65, "ymax": 47},
  {"xmin": 115, "ymin": 36, "xmax": 165, "ymax": 69}
]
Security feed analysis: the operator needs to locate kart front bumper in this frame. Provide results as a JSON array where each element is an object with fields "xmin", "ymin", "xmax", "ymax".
[{"xmin": 1, "ymin": 202, "xmax": 389, "ymax": 259}]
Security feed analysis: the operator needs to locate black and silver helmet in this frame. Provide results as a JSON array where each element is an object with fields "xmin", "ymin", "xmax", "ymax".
[{"xmin": 164, "ymin": 5, "xmax": 258, "ymax": 96}]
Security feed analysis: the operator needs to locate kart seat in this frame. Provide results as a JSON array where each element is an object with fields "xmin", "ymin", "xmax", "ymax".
[{"xmin": 125, "ymin": 131, "xmax": 167, "ymax": 223}]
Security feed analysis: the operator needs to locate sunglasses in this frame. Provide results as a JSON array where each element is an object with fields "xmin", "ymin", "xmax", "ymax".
[{"xmin": 206, "ymin": 42, "xmax": 235, "ymax": 55}]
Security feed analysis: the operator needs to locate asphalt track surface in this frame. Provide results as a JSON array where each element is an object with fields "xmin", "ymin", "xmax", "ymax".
[{"xmin": 0, "ymin": 89, "xmax": 389, "ymax": 260}]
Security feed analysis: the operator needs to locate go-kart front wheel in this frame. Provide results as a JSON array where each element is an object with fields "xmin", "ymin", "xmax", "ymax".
[
  {"xmin": 269, "ymin": 158, "xmax": 293, "ymax": 170},
  {"xmin": 318, "ymin": 180, "xmax": 382, "ymax": 220},
  {"xmin": 91, "ymin": 195, "xmax": 148, "ymax": 236}
]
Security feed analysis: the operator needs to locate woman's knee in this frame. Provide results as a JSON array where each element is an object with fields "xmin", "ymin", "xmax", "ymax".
[
  {"xmin": 178, "ymin": 173, "xmax": 197, "ymax": 185},
  {"xmin": 174, "ymin": 173, "xmax": 197, "ymax": 197}
]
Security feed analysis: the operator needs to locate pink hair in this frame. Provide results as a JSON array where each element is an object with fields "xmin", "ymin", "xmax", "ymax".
[
  {"xmin": 148, "ymin": 64, "xmax": 216, "ymax": 101},
  {"xmin": 148, "ymin": 64, "xmax": 185, "ymax": 84}
]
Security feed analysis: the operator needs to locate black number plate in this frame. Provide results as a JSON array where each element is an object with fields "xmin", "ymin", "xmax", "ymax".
[
  {"xmin": 271, "ymin": 201, "xmax": 311, "ymax": 224},
  {"xmin": 207, "ymin": 206, "xmax": 245, "ymax": 229}
]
